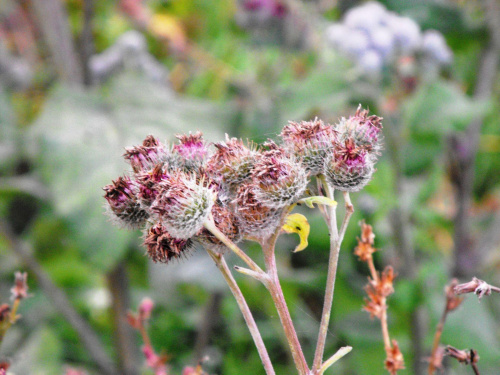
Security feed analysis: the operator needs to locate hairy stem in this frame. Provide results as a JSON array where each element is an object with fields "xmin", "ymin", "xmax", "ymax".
[
  {"xmin": 206, "ymin": 249, "xmax": 275, "ymax": 375},
  {"xmin": 312, "ymin": 179, "xmax": 354, "ymax": 373}
]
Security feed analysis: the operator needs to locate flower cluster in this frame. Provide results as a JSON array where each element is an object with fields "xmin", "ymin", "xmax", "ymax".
[
  {"xmin": 325, "ymin": 1, "xmax": 452, "ymax": 74},
  {"xmin": 104, "ymin": 106, "xmax": 382, "ymax": 262}
]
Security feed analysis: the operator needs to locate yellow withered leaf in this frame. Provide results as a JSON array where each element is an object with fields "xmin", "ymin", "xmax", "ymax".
[
  {"xmin": 282, "ymin": 213, "xmax": 310, "ymax": 252},
  {"xmin": 300, "ymin": 196, "xmax": 337, "ymax": 209}
]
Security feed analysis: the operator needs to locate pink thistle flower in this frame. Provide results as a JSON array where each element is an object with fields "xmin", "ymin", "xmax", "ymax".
[
  {"xmin": 151, "ymin": 173, "xmax": 216, "ymax": 239},
  {"xmin": 103, "ymin": 176, "xmax": 149, "ymax": 228},
  {"xmin": 143, "ymin": 222, "xmax": 194, "ymax": 263},
  {"xmin": 124, "ymin": 135, "xmax": 168, "ymax": 173},
  {"xmin": 280, "ymin": 118, "xmax": 337, "ymax": 175},
  {"xmin": 172, "ymin": 132, "xmax": 209, "ymax": 171}
]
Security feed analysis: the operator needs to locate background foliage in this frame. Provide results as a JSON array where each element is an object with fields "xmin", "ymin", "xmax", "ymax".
[{"xmin": 1, "ymin": 0, "xmax": 499, "ymax": 374}]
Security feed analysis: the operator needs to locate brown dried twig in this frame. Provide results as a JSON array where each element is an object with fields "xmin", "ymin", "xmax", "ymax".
[
  {"xmin": 427, "ymin": 279, "xmax": 463, "ymax": 374},
  {"xmin": 354, "ymin": 222, "xmax": 404, "ymax": 375}
]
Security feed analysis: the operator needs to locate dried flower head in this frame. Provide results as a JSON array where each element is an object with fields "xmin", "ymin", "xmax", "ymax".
[
  {"xmin": 454, "ymin": 277, "xmax": 499, "ymax": 300},
  {"xmin": 235, "ymin": 183, "xmax": 282, "ymax": 239},
  {"xmin": 363, "ymin": 284, "xmax": 385, "ymax": 319},
  {"xmin": 280, "ymin": 118, "xmax": 337, "ymax": 175},
  {"xmin": 11, "ymin": 272, "xmax": 29, "ymax": 301},
  {"xmin": 135, "ymin": 164, "xmax": 171, "ymax": 207},
  {"xmin": 103, "ymin": 176, "xmax": 149, "ymax": 228},
  {"xmin": 143, "ymin": 222, "xmax": 194, "ymax": 263},
  {"xmin": 151, "ymin": 173, "xmax": 215, "ymax": 239},
  {"xmin": 207, "ymin": 135, "xmax": 256, "ymax": 187},
  {"xmin": 251, "ymin": 144, "xmax": 308, "ymax": 209},
  {"xmin": 445, "ymin": 346, "xmax": 479, "ymax": 365},
  {"xmin": 124, "ymin": 135, "xmax": 168, "ymax": 173},
  {"xmin": 385, "ymin": 340, "xmax": 405, "ymax": 375}
]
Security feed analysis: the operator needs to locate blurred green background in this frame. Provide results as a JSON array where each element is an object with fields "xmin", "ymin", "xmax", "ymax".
[{"xmin": 1, "ymin": 0, "xmax": 499, "ymax": 374}]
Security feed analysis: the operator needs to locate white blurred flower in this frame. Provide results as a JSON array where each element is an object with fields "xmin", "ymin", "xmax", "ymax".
[{"xmin": 422, "ymin": 30, "xmax": 453, "ymax": 64}]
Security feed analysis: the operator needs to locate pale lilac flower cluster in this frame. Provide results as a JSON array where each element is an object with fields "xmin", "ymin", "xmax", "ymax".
[
  {"xmin": 104, "ymin": 106, "xmax": 382, "ymax": 263},
  {"xmin": 325, "ymin": 1, "xmax": 452, "ymax": 74}
]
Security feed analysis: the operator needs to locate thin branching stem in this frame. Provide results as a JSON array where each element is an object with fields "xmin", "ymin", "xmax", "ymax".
[
  {"xmin": 203, "ymin": 217, "xmax": 264, "ymax": 275},
  {"xmin": 318, "ymin": 346, "xmax": 352, "ymax": 375},
  {"xmin": 428, "ymin": 309, "xmax": 449, "ymax": 374},
  {"xmin": 206, "ymin": 248, "xmax": 276, "ymax": 375},
  {"xmin": 312, "ymin": 178, "xmax": 354, "ymax": 373},
  {"xmin": 366, "ymin": 257, "xmax": 391, "ymax": 351}
]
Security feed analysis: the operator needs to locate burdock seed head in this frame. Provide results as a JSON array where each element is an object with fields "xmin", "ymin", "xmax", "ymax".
[
  {"xmin": 325, "ymin": 106, "xmax": 382, "ymax": 192},
  {"xmin": 336, "ymin": 105, "xmax": 383, "ymax": 153},
  {"xmin": 280, "ymin": 118, "xmax": 337, "ymax": 175},
  {"xmin": 143, "ymin": 222, "xmax": 194, "ymax": 263},
  {"xmin": 324, "ymin": 138, "xmax": 375, "ymax": 192},
  {"xmin": 123, "ymin": 135, "xmax": 168, "ymax": 173},
  {"xmin": 103, "ymin": 176, "xmax": 149, "ymax": 228},
  {"xmin": 206, "ymin": 135, "xmax": 256, "ymax": 188},
  {"xmin": 234, "ymin": 182, "xmax": 283, "ymax": 240},
  {"xmin": 151, "ymin": 173, "xmax": 216, "ymax": 239},
  {"xmin": 251, "ymin": 142, "xmax": 308, "ymax": 209}
]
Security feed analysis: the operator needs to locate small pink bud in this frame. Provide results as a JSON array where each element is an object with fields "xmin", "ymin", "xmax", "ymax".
[
  {"xmin": 138, "ymin": 297, "xmax": 154, "ymax": 321},
  {"xmin": 11, "ymin": 272, "xmax": 28, "ymax": 301}
]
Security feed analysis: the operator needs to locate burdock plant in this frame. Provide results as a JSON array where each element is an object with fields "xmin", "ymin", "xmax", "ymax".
[{"xmin": 104, "ymin": 106, "xmax": 391, "ymax": 375}]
